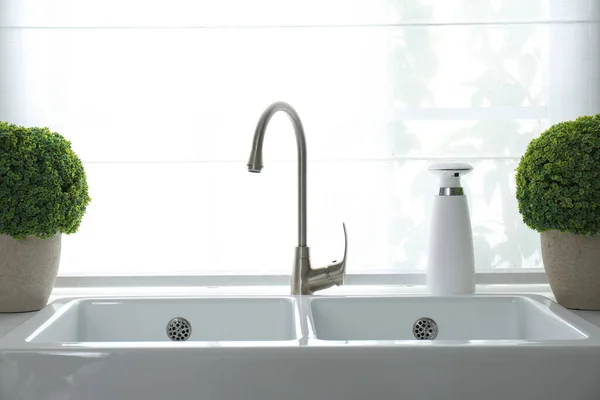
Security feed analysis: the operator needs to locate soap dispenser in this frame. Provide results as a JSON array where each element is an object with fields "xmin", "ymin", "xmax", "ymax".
[{"xmin": 426, "ymin": 162, "xmax": 475, "ymax": 295}]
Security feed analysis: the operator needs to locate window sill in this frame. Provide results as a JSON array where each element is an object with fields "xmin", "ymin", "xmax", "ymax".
[
  {"xmin": 48, "ymin": 282, "xmax": 554, "ymax": 302},
  {"xmin": 54, "ymin": 270, "xmax": 548, "ymax": 289}
]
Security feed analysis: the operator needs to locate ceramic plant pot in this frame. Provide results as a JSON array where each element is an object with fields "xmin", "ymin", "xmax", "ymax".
[
  {"xmin": 0, "ymin": 234, "xmax": 61, "ymax": 312},
  {"xmin": 541, "ymin": 230, "xmax": 600, "ymax": 310}
]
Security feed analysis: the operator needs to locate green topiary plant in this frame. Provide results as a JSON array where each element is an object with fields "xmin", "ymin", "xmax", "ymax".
[
  {"xmin": 515, "ymin": 114, "xmax": 600, "ymax": 236},
  {"xmin": 0, "ymin": 122, "xmax": 91, "ymax": 239}
]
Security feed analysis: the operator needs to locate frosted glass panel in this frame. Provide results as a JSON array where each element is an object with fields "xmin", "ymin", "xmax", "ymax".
[
  {"xmin": 59, "ymin": 159, "xmax": 539, "ymax": 275},
  {"xmin": 1, "ymin": 23, "xmax": 597, "ymax": 162}
]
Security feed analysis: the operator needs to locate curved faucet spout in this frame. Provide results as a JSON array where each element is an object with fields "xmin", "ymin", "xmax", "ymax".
[
  {"xmin": 247, "ymin": 101, "xmax": 307, "ymax": 247},
  {"xmin": 247, "ymin": 101, "xmax": 347, "ymax": 295}
]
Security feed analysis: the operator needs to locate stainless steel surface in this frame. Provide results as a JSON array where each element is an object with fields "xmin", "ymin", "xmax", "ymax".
[
  {"xmin": 413, "ymin": 317, "xmax": 438, "ymax": 340},
  {"xmin": 247, "ymin": 101, "xmax": 347, "ymax": 295},
  {"xmin": 292, "ymin": 223, "xmax": 348, "ymax": 294},
  {"xmin": 438, "ymin": 187, "xmax": 465, "ymax": 196},
  {"xmin": 247, "ymin": 101, "xmax": 307, "ymax": 247},
  {"xmin": 166, "ymin": 317, "xmax": 192, "ymax": 341}
]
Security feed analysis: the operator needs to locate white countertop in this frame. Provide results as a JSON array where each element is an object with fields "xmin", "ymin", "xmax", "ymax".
[{"xmin": 2, "ymin": 284, "xmax": 600, "ymax": 339}]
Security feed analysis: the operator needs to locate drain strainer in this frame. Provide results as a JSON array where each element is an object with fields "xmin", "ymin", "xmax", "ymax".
[
  {"xmin": 166, "ymin": 317, "xmax": 192, "ymax": 341},
  {"xmin": 413, "ymin": 317, "xmax": 438, "ymax": 340}
]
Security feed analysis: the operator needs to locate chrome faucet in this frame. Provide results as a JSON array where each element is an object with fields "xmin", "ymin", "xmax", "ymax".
[{"xmin": 247, "ymin": 101, "xmax": 347, "ymax": 295}]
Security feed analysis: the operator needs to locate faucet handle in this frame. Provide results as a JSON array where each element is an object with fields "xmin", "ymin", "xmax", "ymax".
[
  {"xmin": 325, "ymin": 222, "xmax": 347, "ymax": 286},
  {"xmin": 305, "ymin": 223, "xmax": 348, "ymax": 294}
]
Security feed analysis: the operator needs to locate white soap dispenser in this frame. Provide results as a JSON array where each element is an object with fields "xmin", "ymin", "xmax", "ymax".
[{"xmin": 426, "ymin": 162, "xmax": 475, "ymax": 295}]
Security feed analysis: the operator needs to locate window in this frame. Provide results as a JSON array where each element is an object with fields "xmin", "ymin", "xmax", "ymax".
[{"xmin": 1, "ymin": 0, "xmax": 598, "ymax": 278}]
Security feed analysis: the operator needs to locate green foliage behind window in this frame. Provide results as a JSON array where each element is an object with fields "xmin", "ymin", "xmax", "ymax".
[
  {"xmin": 0, "ymin": 122, "xmax": 91, "ymax": 239},
  {"xmin": 516, "ymin": 115, "xmax": 600, "ymax": 235}
]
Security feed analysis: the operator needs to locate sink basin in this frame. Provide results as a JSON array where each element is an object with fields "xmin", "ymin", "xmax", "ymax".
[
  {"xmin": 308, "ymin": 295, "xmax": 586, "ymax": 342},
  {"xmin": 2, "ymin": 294, "xmax": 600, "ymax": 400},
  {"xmin": 25, "ymin": 297, "xmax": 301, "ymax": 343}
]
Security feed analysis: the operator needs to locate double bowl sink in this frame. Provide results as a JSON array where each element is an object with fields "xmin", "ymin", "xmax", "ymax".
[
  {"xmin": 6, "ymin": 294, "xmax": 595, "ymax": 344},
  {"xmin": 2, "ymin": 295, "xmax": 600, "ymax": 400}
]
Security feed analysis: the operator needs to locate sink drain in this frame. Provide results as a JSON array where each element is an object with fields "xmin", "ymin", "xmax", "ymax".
[
  {"xmin": 166, "ymin": 317, "xmax": 192, "ymax": 341},
  {"xmin": 413, "ymin": 317, "xmax": 438, "ymax": 340}
]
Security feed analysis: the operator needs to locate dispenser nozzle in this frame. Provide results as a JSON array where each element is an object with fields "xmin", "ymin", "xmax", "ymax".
[{"xmin": 428, "ymin": 162, "xmax": 473, "ymax": 189}]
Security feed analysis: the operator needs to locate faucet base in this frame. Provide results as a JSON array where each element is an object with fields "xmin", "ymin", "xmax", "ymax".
[{"xmin": 291, "ymin": 246, "xmax": 311, "ymax": 295}]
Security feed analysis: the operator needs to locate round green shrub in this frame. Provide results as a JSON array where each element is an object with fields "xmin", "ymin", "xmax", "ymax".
[
  {"xmin": 0, "ymin": 122, "xmax": 91, "ymax": 239},
  {"xmin": 516, "ymin": 114, "xmax": 600, "ymax": 235}
]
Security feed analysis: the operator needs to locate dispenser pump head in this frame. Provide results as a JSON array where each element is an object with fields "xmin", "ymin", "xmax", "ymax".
[{"xmin": 428, "ymin": 162, "xmax": 473, "ymax": 194}]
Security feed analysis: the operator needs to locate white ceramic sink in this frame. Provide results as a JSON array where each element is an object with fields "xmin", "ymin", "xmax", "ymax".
[
  {"xmin": 309, "ymin": 295, "xmax": 586, "ymax": 341},
  {"xmin": 25, "ymin": 297, "xmax": 301, "ymax": 343},
  {"xmin": 2, "ymin": 294, "xmax": 600, "ymax": 400}
]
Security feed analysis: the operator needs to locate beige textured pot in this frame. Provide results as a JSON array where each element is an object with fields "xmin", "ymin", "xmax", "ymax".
[
  {"xmin": 541, "ymin": 230, "xmax": 600, "ymax": 310},
  {"xmin": 0, "ymin": 234, "xmax": 61, "ymax": 312}
]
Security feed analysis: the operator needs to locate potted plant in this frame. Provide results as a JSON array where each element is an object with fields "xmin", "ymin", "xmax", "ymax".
[
  {"xmin": 516, "ymin": 114, "xmax": 600, "ymax": 310},
  {"xmin": 0, "ymin": 122, "xmax": 90, "ymax": 312}
]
